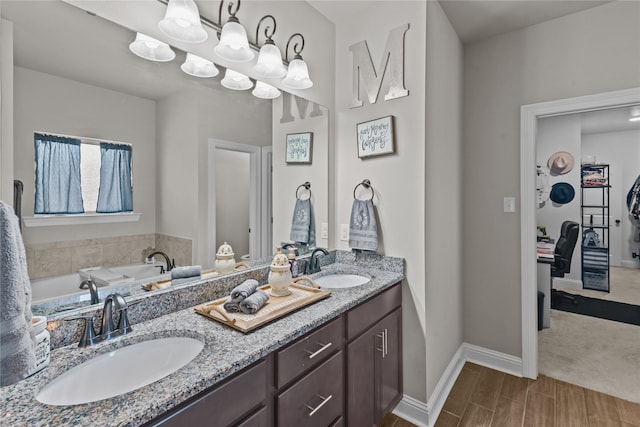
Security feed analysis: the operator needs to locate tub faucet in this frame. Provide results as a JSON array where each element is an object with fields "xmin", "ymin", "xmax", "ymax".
[
  {"xmin": 79, "ymin": 279, "xmax": 99, "ymax": 305},
  {"xmin": 146, "ymin": 251, "xmax": 175, "ymax": 273},
  {"xmin": 307, "ymin": 248, "xmax": 329, "ymax": 274}
]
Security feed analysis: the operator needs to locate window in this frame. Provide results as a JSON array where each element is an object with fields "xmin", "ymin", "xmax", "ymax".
[{"xmin": 34, "ymin": 133, "xmax": 133, "ymax": 215}]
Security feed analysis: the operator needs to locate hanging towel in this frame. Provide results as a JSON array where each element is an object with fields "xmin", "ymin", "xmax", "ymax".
[
  {"xmin": 239, "ymin": 289, "xmax": 269, "ymax": 314},
  {"xmin": 0, "ymin": 201, "xmax": 36, "ymax": 386},
  {"xmin": 171, "ymin": 265, "xmax": 202, "ymax": 286},
  {"xmin": 349, "ymin": 199, "xmax": 378, "ymax": 252},
  {"xmin": 289, "ymin": 199, "xmax": 316, "ymax": 247}
]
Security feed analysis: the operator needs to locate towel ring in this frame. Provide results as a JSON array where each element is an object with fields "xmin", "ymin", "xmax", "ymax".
[
  {"xmin": 353, "ymin": 179, "xmax": 374, "ymax": 201},
  {"xmin": 296, "ymin": 182, "xmax": 312, "ymax": 200}
]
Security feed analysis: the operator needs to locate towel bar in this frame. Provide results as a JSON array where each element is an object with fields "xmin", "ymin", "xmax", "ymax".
[
  {"xmin": 353, "ymin": 179, "xmax": 374, "ymax": 200},
  {"xmin": 296, "ymin": 182, "xmax": 312, "ymax": 199}
]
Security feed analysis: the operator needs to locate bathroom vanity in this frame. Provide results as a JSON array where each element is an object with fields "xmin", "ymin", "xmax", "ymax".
[{"xmin": 1, "ymin": 252, "xmax": 404, "ymax": 426}]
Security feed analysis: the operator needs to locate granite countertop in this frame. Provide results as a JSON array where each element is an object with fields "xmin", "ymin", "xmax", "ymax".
[{"xmin": 2, "ymin": 256, "xmax": 404, "ymax": 427}]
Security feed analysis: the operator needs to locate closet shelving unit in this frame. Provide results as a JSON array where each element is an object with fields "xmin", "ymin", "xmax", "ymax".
[{"xmin": 580, "ymin": 164, "xmax": 610, "ymax": 292}]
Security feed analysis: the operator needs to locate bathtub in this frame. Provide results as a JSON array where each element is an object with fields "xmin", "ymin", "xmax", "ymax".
[{"xmin": 31, "ymin": 262, "xmax": 164, "ymax": 307}]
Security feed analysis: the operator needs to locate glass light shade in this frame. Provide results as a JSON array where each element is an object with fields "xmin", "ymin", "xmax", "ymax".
[
  {"xmin": 129, "ymin": 32, "xmax": 176, "ymax": 62},
  {"xmin": 282, "ymin": 58, "xmax": 313, "ymax": 89},
  {"xmin": 181, "ymin": 53, "xmax": 219, "ymax": 78},
  {"xmin": 252, "ymin": 81, "xmax": 281, "ymax": 99},
  {"xmin": 214, "ymin": 21, "xmax": 255, "ymax": 62},
  {"xmin": 158, "ymin": 0, "xmax": 207, "ymax": 43},
  {"xmin": 221, "ymin": 69, "xmax": 253, "ymax": 90},
  {"xmin": 254, "ymin": 43, "xmax": 286, "ymax": 78}
]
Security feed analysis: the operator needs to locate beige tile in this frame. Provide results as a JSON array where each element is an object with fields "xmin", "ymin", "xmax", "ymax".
[
  {"xmin": 102, "ymin": 242, "xmax": 134, "ymax": 267},
  {"xmin": 33, "ymin": 247, "xmax": 72, "ymax": 278},
  {"xmin": 71, "ymin": 245, "xmax": 103, "ymax": 271}
]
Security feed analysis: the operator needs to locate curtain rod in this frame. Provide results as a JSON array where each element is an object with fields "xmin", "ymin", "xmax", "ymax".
[{"xmin": 34, "ymin": 131, "xmax": 132, "ymax": 147}]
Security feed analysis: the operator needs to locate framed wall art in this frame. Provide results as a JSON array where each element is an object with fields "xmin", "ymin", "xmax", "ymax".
[
  {"xmin": 356, "ymin": 115, "xmax": 395, "ymax": 158},
  {"xmin": 285, "ymin": 132, "xmax": 313, "ymax": 164}
]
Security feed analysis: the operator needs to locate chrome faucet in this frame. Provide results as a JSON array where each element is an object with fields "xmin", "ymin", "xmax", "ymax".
[
  {"xmin": 146, "ymin": 251, "xmax": 175, "ymax": 273},
  {"xmin": 79, "ymin": 279, "xmax": 99, "ymax": 305},
  {"xmin": 307, "ymin": 248, "xmax": 329, "ymax": 274}
]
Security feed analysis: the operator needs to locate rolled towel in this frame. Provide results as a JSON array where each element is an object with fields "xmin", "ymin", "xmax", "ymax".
[
  {"xmin": 230, "ymin": 279, "xmax": 259, "ymax": 300},
  {"xmin": 171, "ymin": 265, "xmax": 202, "ymax": 285},
  {"xmin": 223, "ymin": 296, "xmax": 243, "ymax": 313},
  {"xmin": 239, "ymin": 289, "xmax": 269, "ymax": 314}
]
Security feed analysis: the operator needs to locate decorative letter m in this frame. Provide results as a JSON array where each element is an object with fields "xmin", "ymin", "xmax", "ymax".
[{"xmin": 349, "ymin": 23, "xmax": 410, "ymax": 108}]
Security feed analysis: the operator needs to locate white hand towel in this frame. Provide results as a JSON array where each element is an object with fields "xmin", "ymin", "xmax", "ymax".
[
  {"xmin": 0, "ymin": 201, "xmax": 36, "ymax": 386},
  {"xmin": 348, "ymin": 199, "xmax": 378, "ymax": 252}
]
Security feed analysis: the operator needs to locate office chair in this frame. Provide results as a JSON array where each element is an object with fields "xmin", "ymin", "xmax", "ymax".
[{"xmin": 551, "ymin": 220, "xmax": 579, "ymax": 305}]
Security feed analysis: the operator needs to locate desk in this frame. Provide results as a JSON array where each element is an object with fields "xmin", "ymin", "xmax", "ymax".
[{"xmin": 537, "ymin": 258, "xmax": 553, "ymax": 329}]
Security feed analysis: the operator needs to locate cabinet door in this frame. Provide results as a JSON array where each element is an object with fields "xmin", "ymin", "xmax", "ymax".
[
  {"xmin": 377, "ymin": 308, "xmax": 402, "ymax": 419},
  {"xmin": 347, "ymin": 327, "xmax": 377, "ymax": 427}
]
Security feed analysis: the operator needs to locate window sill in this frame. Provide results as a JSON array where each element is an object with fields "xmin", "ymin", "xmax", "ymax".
[{"xmin": 23, "ymin": 212, "xmax": 142, "ymax": 227}]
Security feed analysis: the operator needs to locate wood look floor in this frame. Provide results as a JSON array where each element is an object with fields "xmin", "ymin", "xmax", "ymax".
[{"xmin": 379, "ymin": 362, "xmax": 640, "ymax": 427}]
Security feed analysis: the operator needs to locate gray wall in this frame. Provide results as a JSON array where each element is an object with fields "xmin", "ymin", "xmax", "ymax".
[{"xmin": 463, "ymin": 1, "xmax": 640, "ymax": 357}]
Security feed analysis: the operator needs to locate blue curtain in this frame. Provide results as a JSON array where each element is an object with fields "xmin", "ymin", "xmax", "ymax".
[
  {"xmin": 96, "ymin": 142, "xmax": 133, "ymax": 213},
  {"xmin": 34, "ymin": 133, "xmax": 84, "ymax": 214}
]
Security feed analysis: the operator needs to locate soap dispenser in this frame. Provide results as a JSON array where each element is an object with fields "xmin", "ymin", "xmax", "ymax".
[
  {"xmin": 268, "ymin": 247, "xmax": 293, "ymax": 297},
  {"xmin": 215, "ymin": 242, "xmax": 236, "ymax": 274},
  {"xmin": 287, "ymin": 247, "xmax": 300, "ymax": 278}
]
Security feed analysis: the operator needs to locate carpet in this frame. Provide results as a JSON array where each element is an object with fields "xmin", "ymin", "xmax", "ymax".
[{"xmin": 551, "ymin": 290, "xmax": 640, "ymax": 326}]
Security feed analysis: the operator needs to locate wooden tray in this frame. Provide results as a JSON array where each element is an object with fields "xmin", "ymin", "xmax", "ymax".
[{"xmin": 194, "ymin": 280, "xmax": 331, "ymax": 333}]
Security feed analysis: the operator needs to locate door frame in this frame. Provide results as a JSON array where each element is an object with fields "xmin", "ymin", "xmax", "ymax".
[
  {"xmin": 208, "ymin": 139, "xmax": 262, "ymax": 267},
  {"xmin": 520, "ymin": 87, "xmax": 640, "ymax": 379}
]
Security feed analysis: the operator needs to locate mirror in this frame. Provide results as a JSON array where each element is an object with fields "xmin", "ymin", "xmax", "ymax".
[{"xmin": 2, "ymin": 0, "xmax": 329, "ymax": 317}]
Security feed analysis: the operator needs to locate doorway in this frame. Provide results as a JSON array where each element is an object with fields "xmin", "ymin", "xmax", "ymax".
[
  {"xmin": 519, "ymin": 87, "xmax": 640, "ymax": 379},
  {"xmin": 208, "ymin": 139, "xmax": 266, "ymax": 268}
]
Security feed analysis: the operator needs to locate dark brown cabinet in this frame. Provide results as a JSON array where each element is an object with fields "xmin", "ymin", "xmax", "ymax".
[{"xmin": 146, "ymin": 282, "xmax": 402, "ymax": 427}]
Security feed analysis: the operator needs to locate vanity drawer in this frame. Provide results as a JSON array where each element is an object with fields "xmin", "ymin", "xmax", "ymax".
[
  {"xmin": 347, "ymin": 282, "xmax": 401, "ymax": 339},
  {"xmin": 151, "ymin": 360, "xmax": 267, "ymax": 426},
  {"xmin": 236, "ymin": 406, "xmax": 269, "ymax": 427},
  {"xmin": 276, "ymin": 317, "xmax": 342, "ymax": 388},
  {"xmin": 276, "ymin": 352, "xmax": 343, "ymax": 427}
]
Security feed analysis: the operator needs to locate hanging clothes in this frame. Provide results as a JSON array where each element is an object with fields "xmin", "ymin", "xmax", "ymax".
[{"xmin": 627, "ymin": 174, "xmax": 640, "ymax": 220}]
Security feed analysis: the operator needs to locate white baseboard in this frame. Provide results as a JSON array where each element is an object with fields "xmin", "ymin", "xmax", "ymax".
[{"xmin": 393, "ymin": 343, "xmax": 523, "ymax": 427}]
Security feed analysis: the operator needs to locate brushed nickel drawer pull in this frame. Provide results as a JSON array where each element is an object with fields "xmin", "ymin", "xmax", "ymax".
[
  {"xmin": 376, "ymin": 332, "xmax": 384, "ymax": 356},
  {"xmin": 305, "ymin": 394, "xmax": 333, "ymax": 416},
  {"xmin": 384, "ymin": 328, "xmax": 388, "ymax": 357},
  {"xmin": 304, "ymin": 342, "xmax": 332, "ymax": 359}
]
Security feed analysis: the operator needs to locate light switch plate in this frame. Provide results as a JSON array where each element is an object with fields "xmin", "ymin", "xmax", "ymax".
[
  {"xmin": 504, "ymin": 197, "xmax": 516, "ymax": 213},
  {"xmin": 340, "ymin": 224, "xmax": 349, "ymax": 241},
  {"xmin": 321, "ymin": 222, "xmax": 329, "ymax": 239}
]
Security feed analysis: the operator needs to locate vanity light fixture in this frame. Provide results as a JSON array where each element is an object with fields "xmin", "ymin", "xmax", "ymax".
[
  {"xmin": 252, "ymin": 81, "xmax": 281, "ymax": 99},
  {"xmin": 129, "ymin": 32, "xmax": 176, "ymax": 62},
  {"xmin": 158, "ymin": 0, "xmax": 208, "ymax": 43},
  {"xmin": 253, "ymin": 15, "xmax": 287, "ymax": 79},
  {"xmin": 214, "ymin": 0, "xmax": 254, "ymax": 62},
  {"xmin": 630, "ymin": 106, "xmax": 640, "ymax": 122},
  {"xmin": 221, "ymin": 69, "xmax": 253, "ymax": 90},
  {"xmin": 181, "ymin": 53, "xmax": 219, "ymax": 78},
  {"xmin": 282, "ymin": 33, "xmax": 313, "ymax": 90}
]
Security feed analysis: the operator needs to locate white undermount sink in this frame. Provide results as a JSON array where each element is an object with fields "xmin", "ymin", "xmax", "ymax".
[
  {"xmin": 36, "ymin": 337, "xmax": 203, "ymax": 406},
  {"xmin": 314, "ymin": 274, "xmax": 370, "ymax": 289}
]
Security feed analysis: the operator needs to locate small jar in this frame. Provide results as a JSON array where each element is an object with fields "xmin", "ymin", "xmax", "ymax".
[
  {"xmin": 215, "ymin": 242, "xmax": 236, "ymax": 274},
  {"xmin": 269, "ymin": 247, "xmax": 293, "ymax": 297}
]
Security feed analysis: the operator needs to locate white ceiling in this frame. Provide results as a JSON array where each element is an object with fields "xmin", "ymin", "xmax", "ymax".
[{"xmin": 3, "ymin": 0, "xmax": 638, "ymax": 135}]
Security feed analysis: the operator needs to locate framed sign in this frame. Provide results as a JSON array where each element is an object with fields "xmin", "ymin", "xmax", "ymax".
[
  {"xmin": 356, "ymin": 115, "xmax": 395, "ymax": 158},
  {"xmin": 286, "ymin": 132, "xmax": 313, "ymax": 164}
]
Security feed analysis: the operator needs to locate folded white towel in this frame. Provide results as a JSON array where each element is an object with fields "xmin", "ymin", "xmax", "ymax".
[
  {"xmin": 0, "ymin": 201, "xmax": 36, "ymax": 386},
  {"xmin": 348, "ymin": 199, "xmax": 378, "ymax": 252}
]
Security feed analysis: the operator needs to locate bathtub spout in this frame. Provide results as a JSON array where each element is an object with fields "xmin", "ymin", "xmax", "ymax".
[{"xmin": 79, "ymin": 279, "xmax": 99, "ymax": 305}]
